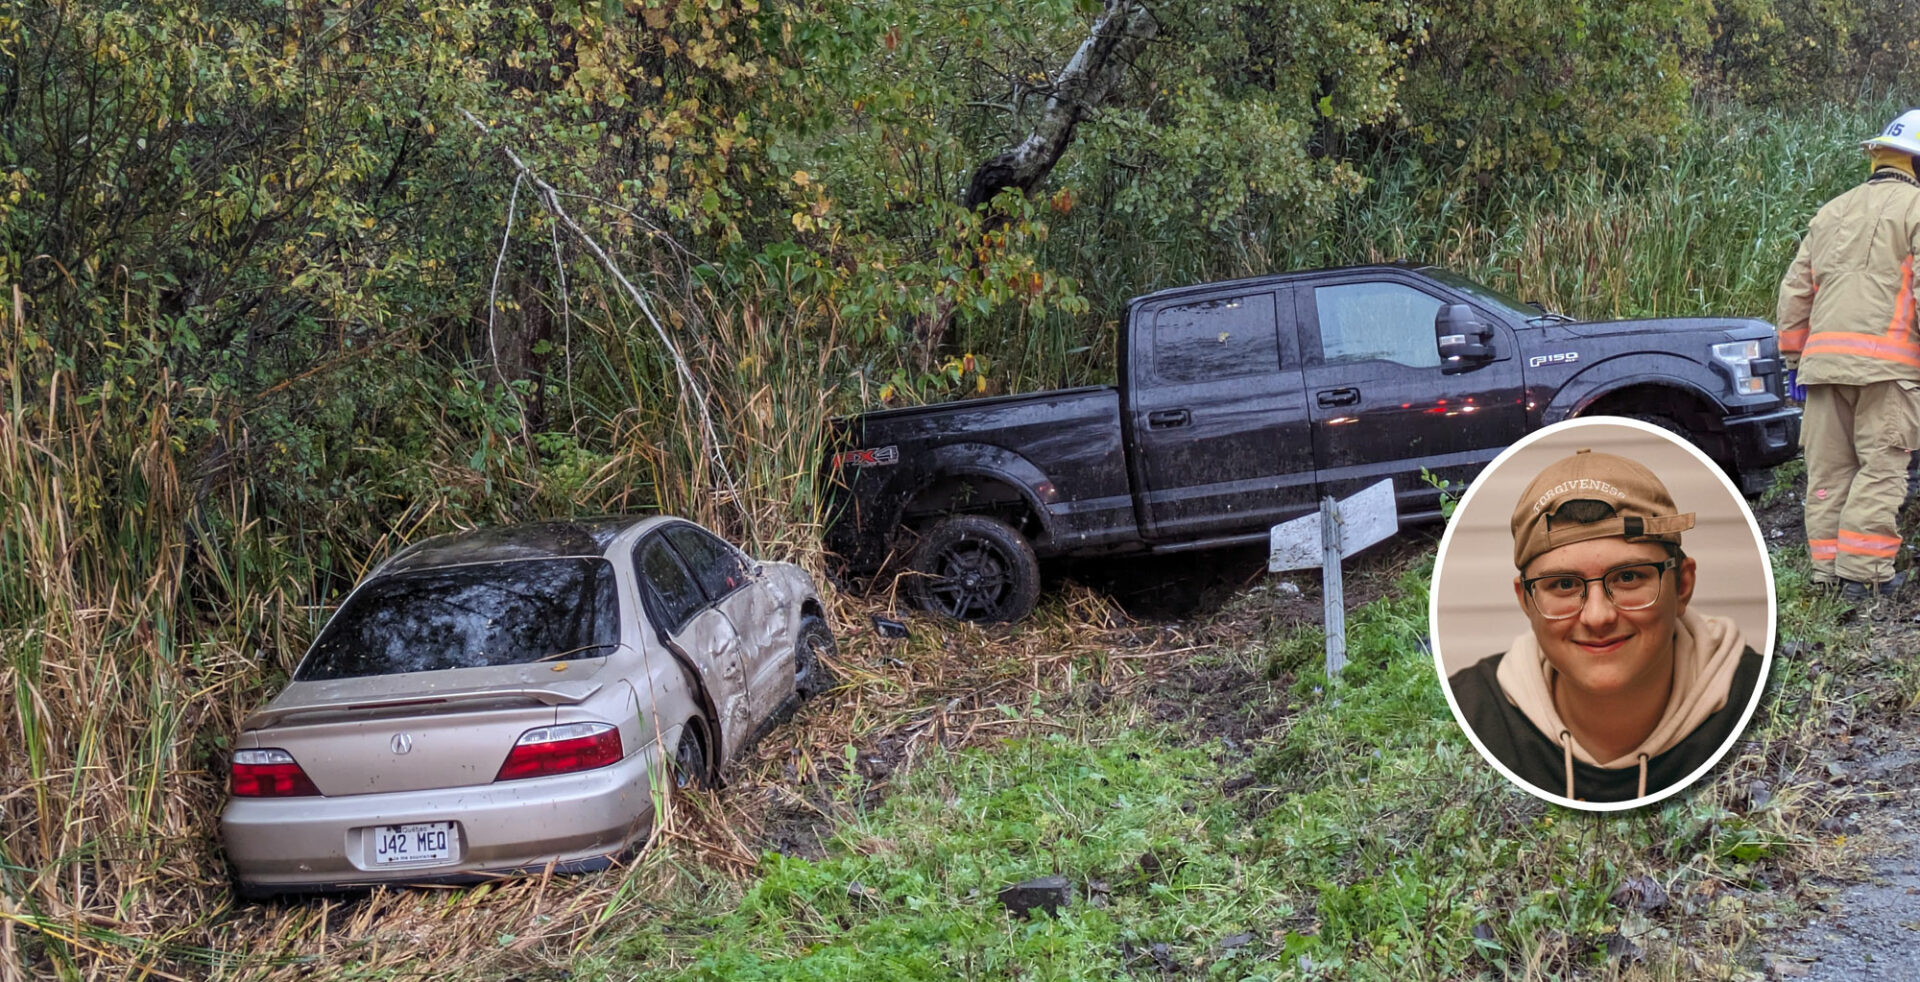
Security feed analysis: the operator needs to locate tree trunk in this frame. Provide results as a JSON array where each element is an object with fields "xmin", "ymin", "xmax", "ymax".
[
  {"xmin": 960, "ymin": 0, "xmax": 1158, "ymax": 211},
  {"xmin": 918, "ymin": 1, "xmax": 1157, "ymax": 362}
]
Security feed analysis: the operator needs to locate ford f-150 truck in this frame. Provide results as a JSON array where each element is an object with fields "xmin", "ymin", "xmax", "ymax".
[{"xmin": 824, "ymin": 264, "xmax": 1800, "ymax": 622}]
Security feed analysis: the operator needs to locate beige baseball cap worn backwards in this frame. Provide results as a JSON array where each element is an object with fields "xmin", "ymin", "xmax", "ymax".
[{"xmin": 1510, "ymin": 449, "xmax": 1697, "ymax": 569}]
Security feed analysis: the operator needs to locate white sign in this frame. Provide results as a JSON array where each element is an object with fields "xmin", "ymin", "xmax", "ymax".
[
  {"xmin": 1268, "ymin": 479, "xmax": 1398, "ymax": 572},
  {"xmin": 1268, "ymin": 479, "xmax": 1400, "ymax": 677}
]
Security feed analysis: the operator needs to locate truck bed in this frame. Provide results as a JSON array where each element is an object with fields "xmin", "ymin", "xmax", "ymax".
[{"xmin": 824, "ymin": 386, "xmax": 1134, "ymax": 573}]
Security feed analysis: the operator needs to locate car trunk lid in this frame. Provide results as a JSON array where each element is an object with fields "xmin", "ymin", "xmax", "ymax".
[{"xmin": 239, "ymin": 662, "xmax": 609, "ymax": 796}]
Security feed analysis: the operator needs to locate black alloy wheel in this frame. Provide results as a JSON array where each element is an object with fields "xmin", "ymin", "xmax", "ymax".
[{"xmin": 908, "ymin": 515, "xmax": 1042, "ymax": 623}]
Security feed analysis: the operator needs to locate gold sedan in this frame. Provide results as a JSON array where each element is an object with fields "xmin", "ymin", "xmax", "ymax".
[{"xmin": 220, "ymin": 517, "xmax": 832, "ymax": 895}]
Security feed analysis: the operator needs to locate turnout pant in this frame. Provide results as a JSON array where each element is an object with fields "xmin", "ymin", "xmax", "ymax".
[{"xmin": 1803, "ymin": 380, "xmax": 1920, "ymax": 584}]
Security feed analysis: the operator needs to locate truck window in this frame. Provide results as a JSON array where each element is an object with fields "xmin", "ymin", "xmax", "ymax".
[
  {"xmin": 1313, "ymin": 282, "xmax": 1445, "ymax": 368},
  {"xmin": 1153, "ymin": 293, "xmax": 1279, "ymax": 383}
]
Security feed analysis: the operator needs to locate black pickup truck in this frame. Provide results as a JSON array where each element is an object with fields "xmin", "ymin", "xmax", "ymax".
[{"xmin": 824, "ymin": 264, "xmax": 1800, "ymax": 622}]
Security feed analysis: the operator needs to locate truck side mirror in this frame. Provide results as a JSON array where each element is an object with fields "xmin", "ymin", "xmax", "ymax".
[{"xmin": 1436, "ymin": 304, "xmax": 1496, "ymax": 374}]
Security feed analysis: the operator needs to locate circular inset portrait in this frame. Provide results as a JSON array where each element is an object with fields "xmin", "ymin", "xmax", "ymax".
[{"xmin": 1432, "ymin": 417, "xmax": 1774, "ymax": 810}]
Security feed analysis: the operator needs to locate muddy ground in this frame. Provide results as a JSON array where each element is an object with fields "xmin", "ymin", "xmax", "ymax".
[
  {"xmin": 1751, "ymin": 475, "xmax": 1920, "ymax": 975},
  {"xmin": 1765, "ymin": 732, "xmax": 1920, "ymax": 979}
]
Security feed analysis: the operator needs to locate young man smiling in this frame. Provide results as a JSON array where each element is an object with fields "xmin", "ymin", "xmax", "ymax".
[{"xmin": 1447, "ymin": 449, "xmax": 1767, "ymax": 804}]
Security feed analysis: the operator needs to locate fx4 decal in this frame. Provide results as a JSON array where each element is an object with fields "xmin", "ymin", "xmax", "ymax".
[{"xmin": 833, "ymin": 446, "xmax": 901, "ymax": 469}]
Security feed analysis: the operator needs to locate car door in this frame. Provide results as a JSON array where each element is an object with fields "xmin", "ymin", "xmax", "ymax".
[
  {"xmin": 662, "ymin": 523, "xmax": 796, "ymax": 725},
  {"xmin": 633, "ymin": 532, "xmax": 755, "ymax": 763},
  {"xmin": 1128, "ymin": 288, "xmax": 1318, "ymax": 541},
  {"xmin": 1297, "ymin": 275, "xmax": 1526, "ymax": 519}
]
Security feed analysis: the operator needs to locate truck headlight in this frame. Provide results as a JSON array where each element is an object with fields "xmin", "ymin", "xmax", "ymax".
[{"xmin": 1711, "ymin": 340, "xmax": 1767, "ymax": 395}]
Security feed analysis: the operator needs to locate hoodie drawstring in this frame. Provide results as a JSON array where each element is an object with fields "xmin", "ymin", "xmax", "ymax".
[
  {"xmin": 1559, "ymin": 732, "xmax": 1655, "ymax": 800},
  {"xmin": 1561, "ymin": 730, "xmax": 1575, "ymax": 799}
]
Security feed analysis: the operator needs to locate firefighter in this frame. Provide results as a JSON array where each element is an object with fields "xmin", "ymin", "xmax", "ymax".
[{"xmin": 1778, "ymin": 108, "xmax": 1920, "ymax": 602}]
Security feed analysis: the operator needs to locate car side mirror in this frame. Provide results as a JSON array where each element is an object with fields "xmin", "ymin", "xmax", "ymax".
[{"xmin": 1436, "ymin": 303, "xmax": 1496, "ymax": 374}]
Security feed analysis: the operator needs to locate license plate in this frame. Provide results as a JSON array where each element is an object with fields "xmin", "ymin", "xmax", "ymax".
[{"xmin": 370, "ymin": 822, "xmax": 456, "ymax": 865}]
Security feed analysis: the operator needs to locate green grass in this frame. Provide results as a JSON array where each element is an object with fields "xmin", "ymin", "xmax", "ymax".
[{"xmin": 582, "ymin": 557, "xmax": 1888, "ymax": 981}]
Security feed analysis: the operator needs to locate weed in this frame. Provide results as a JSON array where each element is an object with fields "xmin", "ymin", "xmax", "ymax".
[{"xmin": 1760, "ymin": 458, "xmax": 1805, "ymax": 510}]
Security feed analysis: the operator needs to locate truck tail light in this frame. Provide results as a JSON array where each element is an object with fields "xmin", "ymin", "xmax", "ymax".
[
  {"xmin": 230, "ymin": 749, "xmax": 322, "ymax": 797},
  {"xmin": 496, "ymin": 722, "xmax": 623, "ymax": 781}
]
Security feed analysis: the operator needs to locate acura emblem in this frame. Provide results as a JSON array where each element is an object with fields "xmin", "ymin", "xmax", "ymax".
[{"xmin": 391, "ymin": 733, "xmax": 414, "ymax": 755}]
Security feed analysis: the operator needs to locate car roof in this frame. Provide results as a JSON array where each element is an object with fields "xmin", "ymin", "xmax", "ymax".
[
  {"xmin": 1127, "ymin": 262, "xmax": 1428, "ymax": 307},
  {"xmin": 380, "ymin": 517, "xmax": 649, "ymax": 574}
]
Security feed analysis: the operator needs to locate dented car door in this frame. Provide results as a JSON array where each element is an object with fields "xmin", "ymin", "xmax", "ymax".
[
  {"xmin": 663, "ymin": 523, "xmax": 798, "ymax": 724},
  {"xmin": 632, "ymin": 532, "xmax": 755, "ymax": 763}
]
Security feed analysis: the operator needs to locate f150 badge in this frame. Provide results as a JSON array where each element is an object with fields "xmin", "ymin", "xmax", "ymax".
[
  {"xmin": 833, "ymin": 446, "xmax": 900, "ymax": 469},
  {"xmin": 1528, "ymin": 352, "xmax": 1579, "ymax": 368}
]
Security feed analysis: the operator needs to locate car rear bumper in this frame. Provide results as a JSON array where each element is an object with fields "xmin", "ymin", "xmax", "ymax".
[
  {"xmin": 221, "ymin": 742, "xmax": 663, "ymax": 895},
  {"xmin": 1723, "ymin": 405, "xmax": 1801, "ymax": 472}
]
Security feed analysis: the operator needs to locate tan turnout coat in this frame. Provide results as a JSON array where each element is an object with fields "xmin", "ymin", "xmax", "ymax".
[{"xmin": 1778, "ymin": 171, "xmax": 1920, "ymax": 385}]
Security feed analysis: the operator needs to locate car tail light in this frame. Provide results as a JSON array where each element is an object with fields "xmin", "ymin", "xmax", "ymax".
[
  {"xmin": 495, "ymin": 722, "xmax": 623, "ymax": 781},
  {"xmin": 230, "ymin": 749, "xmax": 322, "ymax": 797}
]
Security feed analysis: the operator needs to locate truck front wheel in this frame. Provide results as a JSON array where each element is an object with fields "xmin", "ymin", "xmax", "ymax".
[{"xmin": 907, "ymin": 515, "xmax": 1042, "ymax": 623}]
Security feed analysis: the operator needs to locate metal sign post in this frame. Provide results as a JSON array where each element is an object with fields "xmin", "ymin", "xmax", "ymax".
[
  {"xmin": 1269, "ymin": 479, "xmax": 1398, "ymax": 678},
  {"xmin": 1319, "ymin": 496, "xmax": 1346, "ymax": 673}
]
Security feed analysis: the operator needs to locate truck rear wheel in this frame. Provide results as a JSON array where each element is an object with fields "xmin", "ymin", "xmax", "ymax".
[{"xmin": 908, "ymin": 515, "xmax": 1041, "ymax": 623}]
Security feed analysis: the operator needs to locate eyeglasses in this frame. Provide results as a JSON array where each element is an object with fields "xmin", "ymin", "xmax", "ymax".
[{"xmin": 1521, "ymin": 558, "xmax": 1677, "ymax": 620}]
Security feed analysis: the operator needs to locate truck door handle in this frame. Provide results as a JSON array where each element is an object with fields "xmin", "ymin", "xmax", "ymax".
[
  {"xmin": 1147, "ymin": 409, "xmax": 1191, "ymax": 429},
  {"xmin": 1316, "ymin": 388, "xmax": 1360, "ymax": 408}
]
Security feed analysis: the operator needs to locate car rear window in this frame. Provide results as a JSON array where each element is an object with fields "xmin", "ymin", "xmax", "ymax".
[{"xmin": 296, "ymin": 558, "xmax": 621, "ymax": 681}]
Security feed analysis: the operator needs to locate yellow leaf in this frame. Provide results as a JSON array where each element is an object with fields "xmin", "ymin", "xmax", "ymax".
[{"xmin": 792, "ymin": 170, "xmax": 811, "ymax": 187}]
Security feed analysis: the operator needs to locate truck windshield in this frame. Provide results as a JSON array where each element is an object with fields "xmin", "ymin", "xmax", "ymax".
[
  {"xmin": 296, "ymin": 558, "xmax": 620, "ymax": 681},
  {"xmin": 1420, "ymin": 269, "xmax": 1561, "ymax": 322}
]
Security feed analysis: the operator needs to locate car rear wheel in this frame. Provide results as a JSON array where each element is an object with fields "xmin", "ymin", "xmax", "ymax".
[
  {"xmin": 907, "ymin": 515, "xmax": 1041, "ymax": 623},
  {"xmin": 794, "ymin": 613, "xmax": 836, "ymax": 699},
  {"xmin": 672, "ymin": 718, "xmax": 712, "ymax": 791}
]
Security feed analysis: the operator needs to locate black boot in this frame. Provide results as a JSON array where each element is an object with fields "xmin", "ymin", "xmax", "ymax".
[{"xmin": 1840, "ymin": 570, "xmax": 1909, "ymax": 603}]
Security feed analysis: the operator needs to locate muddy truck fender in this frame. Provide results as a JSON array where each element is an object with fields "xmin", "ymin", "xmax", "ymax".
[
  {"xmin": 822, "ymin": 387, "xmax": 1133, "ymax": 579},
  {"xmin": 1537, "ymin": 348, "xmax": 1799, "ymax": 492}
]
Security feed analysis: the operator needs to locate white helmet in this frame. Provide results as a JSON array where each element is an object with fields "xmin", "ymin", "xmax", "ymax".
[{"xmin": 1863, "ymin": 109, "xmax": 1920, "ymax": 156}]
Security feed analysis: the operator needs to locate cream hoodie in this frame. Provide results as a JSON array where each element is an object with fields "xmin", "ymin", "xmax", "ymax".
[{"xmin": 1494, "ymin": 609, "xmax": 1749, "ymax": 798}]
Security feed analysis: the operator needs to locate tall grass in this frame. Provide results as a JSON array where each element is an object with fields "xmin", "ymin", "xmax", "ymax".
[
  {"xmin": 0, "ymin": 258, "xmax": 844, "ymax": 977},
  {"xmin": 0, "ymin": 293, "xmax": 257, "ymax": 977}
]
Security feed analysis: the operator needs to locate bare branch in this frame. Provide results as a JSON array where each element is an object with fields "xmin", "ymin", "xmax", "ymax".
[
  {"xmin": 487, "ymin": 171, "xmax": 525, "ymax": 388},
  {"xmin": 547, "ymin": 214, "xmax": 576, "ymax": 432},
  {"xmin": 457, "ymin": 108, "xmax": 743, "ymax": 515}
]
